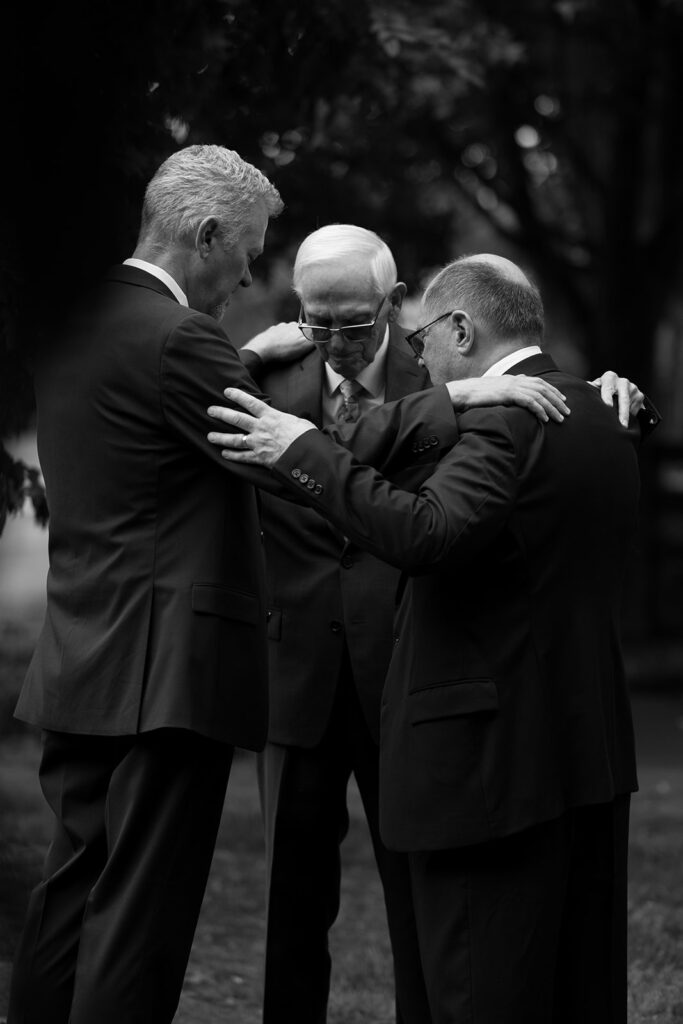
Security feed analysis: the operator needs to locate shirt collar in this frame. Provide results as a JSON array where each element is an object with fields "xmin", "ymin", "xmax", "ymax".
[
  {"xmin": 324, "ymin": 326, "xmax": 390, "ymax": 396},
  {"xmin": 483, "ymin": 345, "xmax": 543, "ymax": 377},
  {"xmin": 123, "ymin": 258, "xmax": 188, "ymax": 307}
]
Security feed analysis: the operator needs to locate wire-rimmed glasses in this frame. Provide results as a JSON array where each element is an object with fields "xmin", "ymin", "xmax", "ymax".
[
  {"xmin": 404, "ymin": 309, "xmax": 455, "ymax": 358},
  {"xmin": 298, "ymin": 295, "xmax": 387, "ymax": 344}
]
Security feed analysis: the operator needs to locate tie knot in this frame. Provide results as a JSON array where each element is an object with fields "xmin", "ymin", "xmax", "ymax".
[{"xmin": 339, "ymin": 378, "xmax": 362, "ymax": 400}]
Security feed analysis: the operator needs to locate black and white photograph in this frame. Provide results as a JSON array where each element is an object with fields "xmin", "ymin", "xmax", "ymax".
[{"xmin": 1, "ymin": 2, "xmax": 682, "ymax": 1022}]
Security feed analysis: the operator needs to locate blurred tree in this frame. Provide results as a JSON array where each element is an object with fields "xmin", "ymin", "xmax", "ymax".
[
  {"xmin": 231, "ymin": 0, "xmax": 682, "ymax": 391},
  {"xmin": 0, "ymin": 0, "xmax": 234, "ymax": 532},
  {"xmin": 1, "ymin": 0, "xmax": 681, "ymax": 538}
]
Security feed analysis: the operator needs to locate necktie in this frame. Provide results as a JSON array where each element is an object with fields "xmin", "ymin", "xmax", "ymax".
[{"xmin": 337, "ymin": 378, "xmax": 363, "ymax": 423}]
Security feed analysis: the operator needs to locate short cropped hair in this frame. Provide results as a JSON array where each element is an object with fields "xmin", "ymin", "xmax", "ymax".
[
  {"xmin": 139, "ymin": 145, "xmax": 283, "ymax": 246},
  {"xmin": 424, "ymin": 256, "xmax": 545, "ymax": 343},
  {"xmin": 293, "ymin": 224, "xmax": 398, "ymax": 297}
]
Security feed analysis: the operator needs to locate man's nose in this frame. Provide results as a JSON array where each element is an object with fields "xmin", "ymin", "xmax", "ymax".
[
  {"xmin": 240, "ymin": 267, "xmax": 253, "ymax": 288},
  {"xmin": 327, "ymin": 332, "xmax": 350, "ymax": 354}
]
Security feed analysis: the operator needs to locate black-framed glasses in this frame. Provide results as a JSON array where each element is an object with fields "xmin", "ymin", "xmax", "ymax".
[
  {"xmin": 298, "ymin": 295, "xmax": 387, "ymax": 344},
  {"xmin": 404, "ymin": 309, "xmax": 455, "ymax": 358}
]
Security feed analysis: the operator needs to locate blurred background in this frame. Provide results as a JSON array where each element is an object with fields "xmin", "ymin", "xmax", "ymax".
[{"xmin": 1, "ymin": 1, "xmax": 682, "ymax": 1019}]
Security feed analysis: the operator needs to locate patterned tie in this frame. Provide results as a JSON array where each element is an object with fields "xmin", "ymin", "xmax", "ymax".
[{"xmin": 337, "ymin": 378, "xmax": 363, "ymax": 423}]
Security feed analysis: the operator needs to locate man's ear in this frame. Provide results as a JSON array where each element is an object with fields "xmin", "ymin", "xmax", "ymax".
[
  {"xmin": 451, "ymin": 310, "xmax": 475, "ymax": 354},
  {"xmin": 195, "ymin": 216, "xmax": 220, "ymax": 259},
  {"xmin": 448, "ymin": 309, "xmax": 475, "ymax": 354},
  {"xmin": 387, "ymin": 282, "xmax": 408, "ymax": 321}
]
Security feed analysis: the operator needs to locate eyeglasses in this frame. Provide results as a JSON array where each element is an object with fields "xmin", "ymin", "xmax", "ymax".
[
  {"xmin": 298, "ymin": 296, "xmax": 387, "ymax": 344},
  {"xmin": 404, "ymin": 309, "xmax": 455, "ymax": 358}
]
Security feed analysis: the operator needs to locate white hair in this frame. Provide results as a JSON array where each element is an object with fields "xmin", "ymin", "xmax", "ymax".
[
  {"xmin": 139, "ymin": 145, "xmax": 283, "ymax": 246},
  {"xmin": 293, "ymin": 224, "xmax": 398, "ymax": 297}
]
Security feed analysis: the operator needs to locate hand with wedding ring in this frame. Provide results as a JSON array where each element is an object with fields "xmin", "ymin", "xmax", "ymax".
[{"xmin": 208, "ymin": 390, "xmax": 317, "ymax": 467}]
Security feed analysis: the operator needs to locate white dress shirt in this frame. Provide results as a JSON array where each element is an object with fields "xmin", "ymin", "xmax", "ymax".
[
  {"xmin": 123, "ymin": 258, "xmax": 188, "ymax": 307},
  {"xmin": 321, "ymin": 327, "xmax": 390, "ymax": 427},
  {"xmin": 483, "ymin": 345, "xmax": 542, "ymax": 377}
]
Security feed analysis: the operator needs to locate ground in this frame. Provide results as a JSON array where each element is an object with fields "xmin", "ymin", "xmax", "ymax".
[
  {"xmin": 0, "ymin": 501, "xmax": 681, "ymax": 1021},
  {"xmin": 1, "ymin": 612, "xmax": 682, "ymax": 1022}
]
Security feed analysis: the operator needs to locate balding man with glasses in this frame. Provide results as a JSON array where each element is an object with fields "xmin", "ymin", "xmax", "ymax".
[{"xmin": 237, "ymin": 224, "xmax": 643, "ymax": 1024}]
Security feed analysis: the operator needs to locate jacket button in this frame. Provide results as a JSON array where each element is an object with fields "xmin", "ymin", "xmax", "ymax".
[
  {"xmin": 300, "ymin": 472, "xmax": 309, "ymax": 484},
  {"xmin": 341, "ymin": 554, "xmax": 353, "ymax": 569},
  {"xmin": 330, "ymin": 620, "xmax": 342, "ymax": 633},
  {"xmin": 291, "ymin": 468, "xmax": 301, "ymax": 479},
  {"xmin": 429, "ymin": 435, "xmax": 439, "ymax": 446},
  {"xmin": 306, "ymin": 479, "xmax": 316, "ymax": 489},
  {"xmin": 314, "ymin": 484, "xmax": 323, "ymax": 495}
]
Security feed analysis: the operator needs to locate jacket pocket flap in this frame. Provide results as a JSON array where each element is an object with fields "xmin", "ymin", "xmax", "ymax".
[
  {"xmin": 410, "ymin": 680, "xmax": 498, "ymax": 725},
  {"xmin": 192, "ymin": 584, "xmax": 260, "ymax": 625}
]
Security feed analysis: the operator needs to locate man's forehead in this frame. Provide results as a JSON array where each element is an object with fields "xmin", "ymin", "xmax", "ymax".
[{"xmin": 298, "ymin": 261, "xmax": 380, "ymax": 309}]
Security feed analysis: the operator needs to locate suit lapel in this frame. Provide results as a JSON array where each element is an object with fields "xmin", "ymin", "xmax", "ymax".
[{"xmin": 284, "ymin": 351, "xmax": 326, "ymax": 427}]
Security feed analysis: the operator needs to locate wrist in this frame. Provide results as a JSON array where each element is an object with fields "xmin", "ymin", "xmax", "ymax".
[
  {"xmin": 242, "ymin": 339, "xmax": 270, "ymax": 360},
  {"xmin": 446, "ymin": 381, "xmax": 471, "ymax": 411}
]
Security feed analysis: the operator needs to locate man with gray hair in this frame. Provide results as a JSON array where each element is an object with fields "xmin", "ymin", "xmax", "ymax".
[
  {"xmin": 7, "ymin": 144, "xmax": 287, "ymax": 1024},
  {"xmin": 208, "ymin": 252, "xmax": 658, "ymax": 1024},
  {"xmin": 234, "ymin": 233, "xmax": 649, "ymax": 1024}
]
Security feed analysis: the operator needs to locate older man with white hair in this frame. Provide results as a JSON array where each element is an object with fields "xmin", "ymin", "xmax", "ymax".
[{"xmin": 240, "ymin": 224, "xmax": 434, "ymax": 1024}]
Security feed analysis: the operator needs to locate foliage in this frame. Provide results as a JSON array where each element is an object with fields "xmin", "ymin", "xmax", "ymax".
[
  {"xmin": 2, "ymin": 0, "xmax": 681, "ymax": 535},
  {"xmin": 0, "ymin": 450, "xmax": 48, "ymax": 539}
]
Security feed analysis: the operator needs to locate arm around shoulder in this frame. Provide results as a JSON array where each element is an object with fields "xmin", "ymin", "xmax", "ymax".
[{"xmin": 272, "ymin": 405, "xmax": 528, "ymax": 573}]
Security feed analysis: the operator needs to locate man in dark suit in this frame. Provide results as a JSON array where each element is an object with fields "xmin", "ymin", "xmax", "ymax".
[
  {"xmin": 7, "ymin": 150, "xmax": 468, "ymax": 1024},
  {"xmin": 6, "ymin": 143, "xmax": 285, "ymax": 1024},
  {"xmin": 208, "ymin": 253, "xmax": 659, "ymax": 1024},
  {"xmin": 240, "ymin": 225, "xmax": 433, "ymax": 1024}
]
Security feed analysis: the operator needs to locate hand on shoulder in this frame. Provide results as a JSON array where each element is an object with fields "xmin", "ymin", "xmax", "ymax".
[
  {"xmin": 446, "ymin": 375, "xmax": 570, "ymax": 424},
  {"xmin": 242, "ymin": 322, "xmax": 315, "ymax": 364}
]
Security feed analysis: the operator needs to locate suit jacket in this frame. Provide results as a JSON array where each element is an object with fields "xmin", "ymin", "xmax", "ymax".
[
  {"xmin": 16, "ymin": 266, "xmax": 456, "ymax": 748},
  {"xmin": 253, "ymin": 325, "xmax": 432, "ymax": 746},
  {"xmin": 271, "ymin": 354, "xmax": 644, "ymax": 849}
]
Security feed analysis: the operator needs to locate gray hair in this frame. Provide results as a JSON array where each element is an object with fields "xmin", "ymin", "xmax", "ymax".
[
  {"xmin": 139, "ymin": 145, "xmax": 283, "ymax": 246},
  {"xmin": 293, "ymin": 224, "xmax": 397, "ymax": 297},
  {"xmin": 424, "ymin": 255, "xmax": 545, "ymax": 342}
]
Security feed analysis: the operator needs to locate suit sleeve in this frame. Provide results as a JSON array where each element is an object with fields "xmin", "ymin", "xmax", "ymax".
[
  {"xmin": 637, "ymin": 394, "xmax": 662, "ymax": 440},
  {"xmin": 238, "ymin": 346, "xmax": 264, "ymax": 383},
  {"xmin": 271, "ymin": 407, "xmax": 539, "ymax": 573},
  {"xmin": 160, "ymin": 311, "xmax": 284, "ymax": 493}
]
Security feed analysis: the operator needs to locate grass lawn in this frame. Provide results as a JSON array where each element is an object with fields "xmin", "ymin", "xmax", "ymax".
[{"xmin": 1, "ymin": 614, "xmax": 682, "ymax": 1022}]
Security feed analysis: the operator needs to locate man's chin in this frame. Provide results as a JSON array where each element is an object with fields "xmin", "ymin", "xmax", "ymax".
[{"xmin": 328, "ymin": 358, "xmax": 364, "ymax": 376}]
